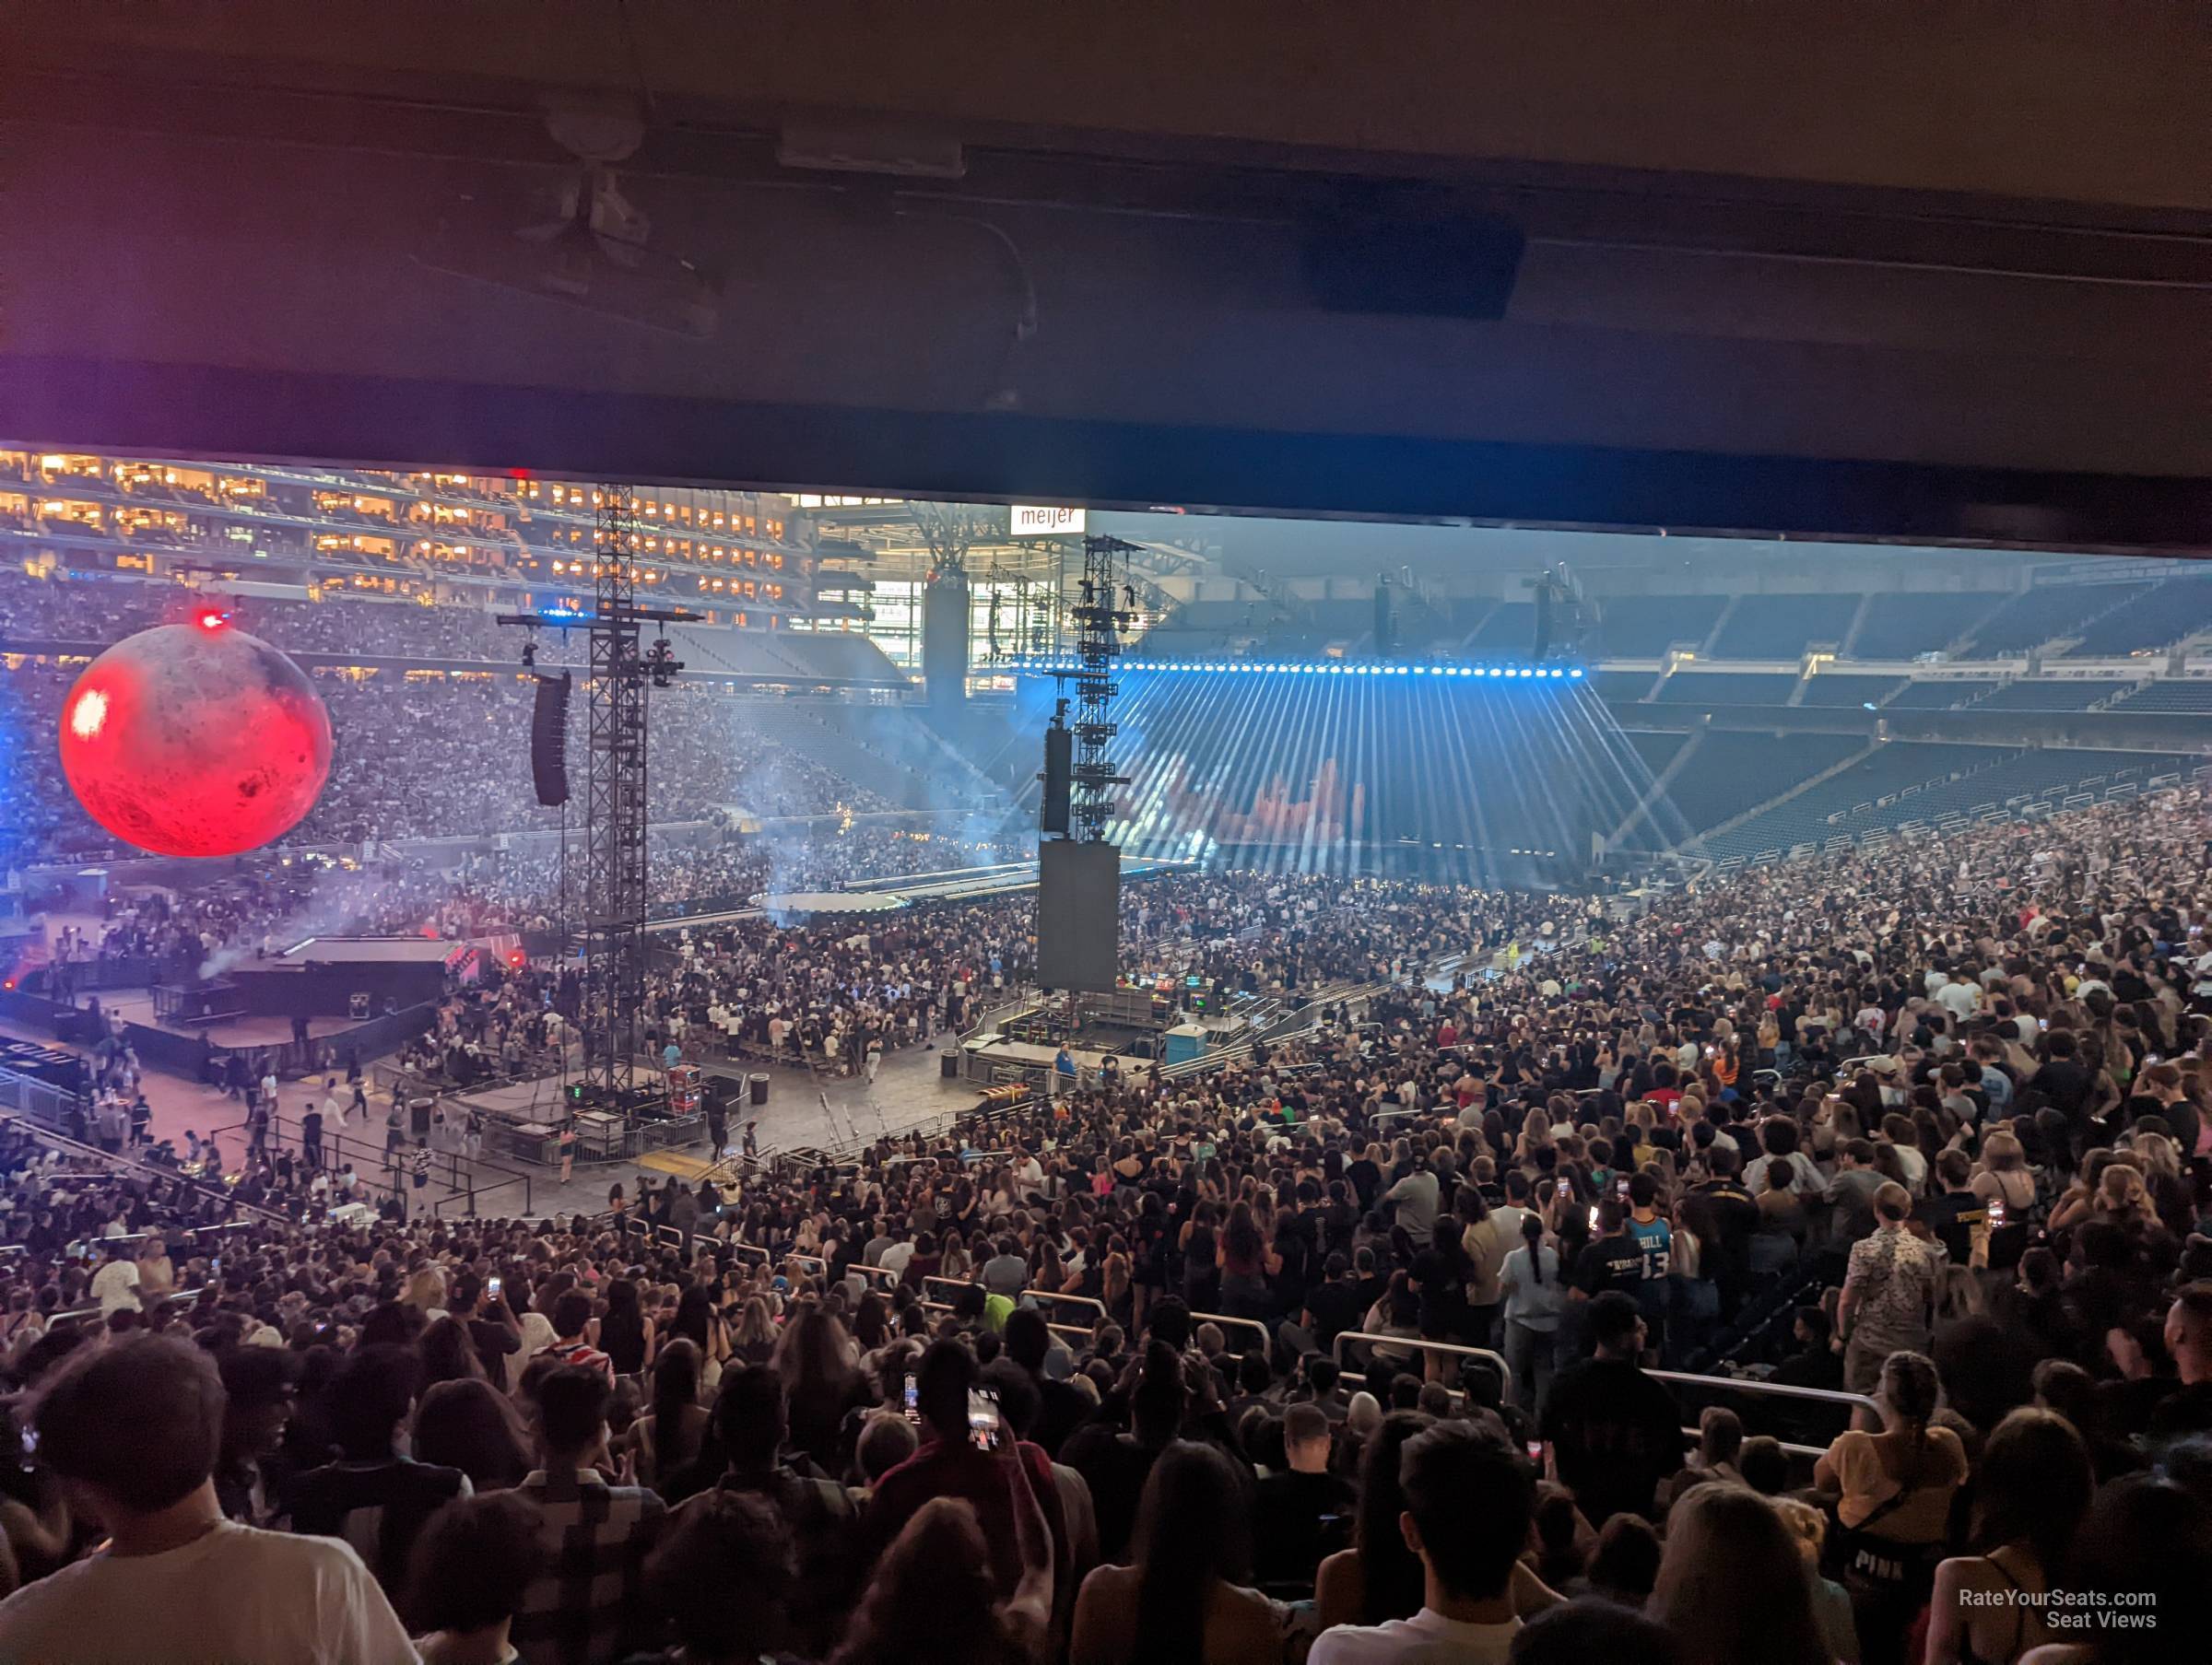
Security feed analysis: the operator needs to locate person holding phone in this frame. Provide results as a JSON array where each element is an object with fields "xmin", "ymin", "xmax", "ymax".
[
  {"xmin": 864, "ymin": 1340, "xmax": 1067, "ymax": 1605},
  {"xmin": 836, "ymin": 1433, "xmax": 1054, "ymax": 1665}
]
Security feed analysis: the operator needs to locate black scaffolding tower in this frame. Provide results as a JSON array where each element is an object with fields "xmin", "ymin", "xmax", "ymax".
[
  {"xmin": 1064, "ymin": 534, "xmax": 1139, "ymax": 840},
  {"xmin": 502, "ymin": 485, "xmax": 688, "ymax": 1102}
]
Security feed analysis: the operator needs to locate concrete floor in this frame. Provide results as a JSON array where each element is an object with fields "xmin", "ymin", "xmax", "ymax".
[{"xmin": 0, "ymin": 1006, "xmax": 978, "ymax": 1220}]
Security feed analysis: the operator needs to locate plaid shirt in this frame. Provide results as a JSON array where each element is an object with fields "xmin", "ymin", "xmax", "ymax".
[{"xmin": 511, "ymin": 1467, "xmax": 666, "ymax": 1665}]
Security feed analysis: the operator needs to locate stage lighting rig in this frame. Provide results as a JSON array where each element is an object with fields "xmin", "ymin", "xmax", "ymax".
[
  {"xmin": 499, "ymin": 487, "xmax": 696, "ymax": 1102},
  {"xmin": 1058, "ymin": 534, "xmax": 1140, "ymax": 842}
]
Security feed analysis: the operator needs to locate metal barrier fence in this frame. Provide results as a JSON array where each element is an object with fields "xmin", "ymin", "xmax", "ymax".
[
  {"xmin": 0, "ymin": 1064, "xmax": 86, "ymax": 1133},
  {"xmin": 1, "ymin": 1112, "xmax": 294, "ymax": 1226},
  {"xmin": 618, "ymin": 1217, "xmax": 833, "ymax": 1279},
  {"xmin": 913, "ymin": 1297, "xmax": 1092, "ymax": 1346},
  {"xmin": 206, "ymin": 1111, "xmax": 535, "ymax": 1219},
  {"xmin": 1331, "ymin": 1331, "xmax": 1516, "ymax": 1400},
  {"xmin": 921, "ymin": 1276, "xmax": 1109, "ymax": 1328},
  {"xmin": 1644, "ymin": 1369, "xmax": 1877, "ymax": 1455},
  {"xmin": 1188, "ymin": 1309, "xmax": 1277, "ymax": 1356}
]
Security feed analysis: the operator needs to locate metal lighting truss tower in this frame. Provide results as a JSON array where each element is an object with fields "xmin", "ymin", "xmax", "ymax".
[
  {"xmin": 1064, "ymin": 534, "xmax": 1139, "ymax": 840},
  {"xmin": 582, "ymin": 485, "xmax": 652, "ymax": 1096},
  {"xmin": 504, "ymin": 486, "xmax": 688, "ymax": 1104}
]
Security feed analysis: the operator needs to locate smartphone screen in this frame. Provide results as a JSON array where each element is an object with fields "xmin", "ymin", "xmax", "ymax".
[
  {"xmin": 1586, "ymin": 1204, "xmax": 1600, "ymax": 1232},
  {"xmin": 903, "ymin": 1372, "xmax": 922, "ymax": 1426},
  {"xmin": 1524, "ymin": 1438, "xmax": 1542, "ymax": 1465},
  {"xmin": 487, "ymin": 1276, "xmax": 503, "ymax": 1299},
  {"xmin": 967, "ymin": 1386, "xmax": 1002, "ymax": 1451}
]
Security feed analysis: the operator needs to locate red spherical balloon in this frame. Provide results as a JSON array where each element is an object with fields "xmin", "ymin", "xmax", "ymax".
[{"xmin": 57, "ymin": 617, "xmax": 333, "ymax": 858}]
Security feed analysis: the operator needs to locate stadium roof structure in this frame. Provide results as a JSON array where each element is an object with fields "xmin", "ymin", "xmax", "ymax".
[{"xmin": 3, "ymin": 4, "xmax": 2205, "ymax": 550}]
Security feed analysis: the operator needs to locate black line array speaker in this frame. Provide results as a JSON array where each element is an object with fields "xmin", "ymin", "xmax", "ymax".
[
  {"xmin": 531, "ymin": 671, "xmax": 572, "ymax": 807},
  {"xmin": 1040, "ymin": 721, "xmax": 1074, "ymax": 836}
]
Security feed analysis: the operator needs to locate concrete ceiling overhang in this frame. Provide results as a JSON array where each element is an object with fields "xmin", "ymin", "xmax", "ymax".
[{"xmin": 3, "ymin": 3, "xmax": 2206, "ymax": 550}]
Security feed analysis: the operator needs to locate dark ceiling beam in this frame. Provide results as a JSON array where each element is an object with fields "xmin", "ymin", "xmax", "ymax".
[
  {"xmin": 4, "ymin": 355, "xmax": 2206, "ymax": 552},
  {"xmin": 8, "ymin": 68, "xmax": 2209, "ymax": 287}
]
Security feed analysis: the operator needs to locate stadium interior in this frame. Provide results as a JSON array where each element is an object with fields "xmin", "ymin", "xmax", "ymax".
[{"xmin": 0, "ymin": 10, "xmax": 2206, "ymax": 1665}]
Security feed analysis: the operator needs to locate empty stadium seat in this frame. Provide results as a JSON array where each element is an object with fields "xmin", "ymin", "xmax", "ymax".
[{"xmin": 1706, "ymin": 592, "xmax": 1860, "ymax": 658}]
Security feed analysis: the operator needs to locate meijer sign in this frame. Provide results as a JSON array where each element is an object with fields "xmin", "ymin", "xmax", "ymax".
[{"xmin": 1010, "ymin": 505, "xmax": 1087, "ymax": 536}]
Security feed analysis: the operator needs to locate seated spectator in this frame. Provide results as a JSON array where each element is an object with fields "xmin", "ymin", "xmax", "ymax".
[
  {"xmin": 853, "ymin": 1411, "xmax": 920, "ymax": 1499},
  {"xmin": 1315, "ymin": 1412, "xmax": 1433, "ymax": 1632},
  {"xmin": 287, "ymin": 1342, "xmax": 472, "ymax": 1599},
  {"xmin": 406, "ymin": 1491, "xmax": 547, "ymax": 1665},
  {"xmin": 621, "ymin": 1337, "xmax": 709, "ymax": 1488},
  {"xmin": 1309, "ymin": 1422, "xmax": 1535, "ymax": 1664},
  {"xmin": 866, "ymin": 1340, "xmax": 1066, "ymax": 1601},
  {"xmin": 1648, "ymin": 1483, "xmax": 1828, "ymax": 1665},
  {"xmin": 637, "ymin": 1491, "xmax": 797, "ymax": 1665},
  {"xmin": 1570, "ymin": 1511, "xmax": 1660, "ymax": 1608},
  {"xmin": 2017, "ymin": 1475, "xmax": 2212, "ymax": 1665},
  {"xmin": 511, "ymin": 1366, "xmax": 666, "ymax": 1665},
  {"xmin": 831, "ymin": 1484, "xmax": 1053, "ymax": 1665},
  {"xmin": 413, "ymin": 1377, "xmax": 535, "ymax": 1494},
  {"xmin": 1508, "ymin": 1599, "xmax": 1682, "ymax": 1665},
  {"xmin": 674, "ymin": 1362, "xmax": 859, "ymax": 1658},
  {"xmin": 1735, "ymin": 1435, "xmax": 1790, "ymax": 1497},
  {"xmin": 1925, "ymin": 1408, "xmax": 2093, "ymax": 1665},
  {"xmin": 0, "ymin": 1335, "xmax": 416, "ymax": 1662},
  {"xmin": 1070, "ymin": 1439, "xmax": 1276, "ymax": 1665},
  {"xmin": 1771, "ymin": 1498, "xmax": 1860, "ymax": 1665},
  {"xmin": 1253, "ymin": 1402, "xmax": 1357, "ymax": 1593}
]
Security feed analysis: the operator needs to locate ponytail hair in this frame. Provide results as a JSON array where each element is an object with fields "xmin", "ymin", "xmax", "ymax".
[
  {"xmin": 1879, "ymin": 1350, "xmax": 1942, "ymax": 1487},
  {"xmin": 1522, "ymin": 1211, "xmax": 1547, "ymax": 1284}
]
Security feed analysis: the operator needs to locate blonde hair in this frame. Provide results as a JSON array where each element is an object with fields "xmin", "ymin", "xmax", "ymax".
[
  {"xmin": 2097, "ymin": 1163, "xmax": 2147, "ymax": 1214},
  {"xmin": 2129, "ymin": 1131, "xmax": 2181, "ymax": 1181},
  {"xmin": 1981, "ymin": 1129, "xmax": 2027, "ymax": 1173},
  {"xmin": 1772, "ymin": 1496, "xmax": 1826, "ymax": 1565}
]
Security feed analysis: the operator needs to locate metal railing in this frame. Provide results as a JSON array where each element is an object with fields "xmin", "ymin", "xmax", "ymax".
[
  {"xmin": 207, "ymin": 1111, "xmax": 535, "ymax": 1219},
  {"xmin": 1188, "ymin": 1309, "xmax": 1277, "ymax": 1356},
  {"xmin": 0, "ymin": 1065, "xmax": 86, "ymax": 1133},
  {"xmin": 1643, "ymin": 1369, "xmax": 1877, "ymax": 1460},
  {"xmin": 914, "ymin": 1296, "xmax": 1091, "ymax": 1346},
  {"xmin": 1644, "ymin": 1369, "xmax": 1877, "ymax": 1417},
  {"xmin": 1331, "ymin": 1330, "xmax": 1515, "ymax": 1399},
  {"xmin": 922, "ymin": 1275, "xmax": 1108, "ymax": 1328},
  {"xmin": 1, "ymin": 1113, "xmax": 293, "ymax": 1226}
]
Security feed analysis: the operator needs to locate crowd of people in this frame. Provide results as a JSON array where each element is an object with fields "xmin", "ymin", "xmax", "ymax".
[
  {"xmin": 0, "ymin": 780, "xmax": 2205, "ymax": 1662},
  {"xmin": 0, "ymin": 560, "xmax": 935, "ymax": 865}
]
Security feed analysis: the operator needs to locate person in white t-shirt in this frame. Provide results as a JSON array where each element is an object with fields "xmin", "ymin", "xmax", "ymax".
[
  {"xmin": 1934, "ymin": 972, "xmax": 1981, "ymax": 1025},
  {"xmin": 0, "ymin": 1335, "xmax": 416, "ymax": 1664},
  {"xmin": 89, "ymin": 1243, "xmax": 139, "ymax": 1317},
  {"xmin": 1309, "ymin": 1424, "xmax": 1530, "ymax": 1665}
]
